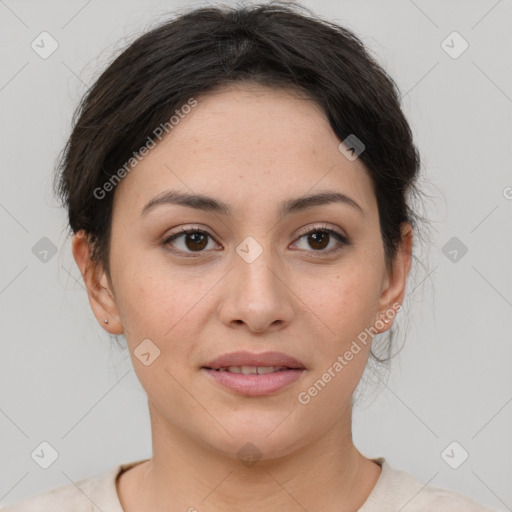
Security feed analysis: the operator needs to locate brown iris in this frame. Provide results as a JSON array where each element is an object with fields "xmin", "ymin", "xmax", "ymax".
[
  {"xmin": 184, "ymin": 232, "xmax": 208, "ymax": 251},
  {"xmin": 307, "ymin": 231, "xmax": 330, "ymax": 251}
]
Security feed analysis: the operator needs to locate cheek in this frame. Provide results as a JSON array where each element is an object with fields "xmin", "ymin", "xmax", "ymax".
[
  {"xmin": 297, "ymin": 280, "xmax": 376, "ymax": 413},
  {"xmin": 117, "ymin": 273, "xmax": 194, "ymax": 341},
  {"xmin": 111, "ymin": 256, "xmax": 218, "ymax": 385},
  {"xmin": 314, "ymin": 267, "xmax": 382, "ymax": 342},
  {"xmin": 110, "ymin": 242, "xmax": 189, "ymax": 333},
  {"xmin": 113, "ymin": 269, "xmax": 199, "ymax": 401}
]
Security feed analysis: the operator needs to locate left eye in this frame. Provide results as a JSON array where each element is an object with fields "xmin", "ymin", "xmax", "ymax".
[
  {"xmin": 293, "ymin": 227, "xmax": 349, "ymax": 255},
  {"xmin": 163, "ymin": 226, "xmax": 349, "ymax": 257}
]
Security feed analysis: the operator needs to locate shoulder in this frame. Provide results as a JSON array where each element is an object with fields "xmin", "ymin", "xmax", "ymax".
[
  {"xmin": 361, "ymin": 458, "xmax": 496, "ymax": 512},
  {"xmin": 1, "ymin": 477, "xmax": 96, "ymax": 512},
  {"xmin": 1, "ymin": 460, "xmax": 147, "ymax": 512}
]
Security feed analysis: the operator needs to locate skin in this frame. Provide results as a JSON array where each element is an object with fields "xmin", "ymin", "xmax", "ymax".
[{"xmin": 73, "ymin": 83, "xmax": 412, "ymax": 512}]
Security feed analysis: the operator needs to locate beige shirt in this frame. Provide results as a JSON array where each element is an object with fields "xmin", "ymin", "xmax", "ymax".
[{"xmin": 2, "ymin": 457, "xmax": 496, "ymax": 511}]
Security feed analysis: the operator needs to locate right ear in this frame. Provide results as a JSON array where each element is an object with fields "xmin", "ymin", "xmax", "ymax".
[{"xmin": 71, "ymin": 231, "xmax": 124, "ymax": 335}]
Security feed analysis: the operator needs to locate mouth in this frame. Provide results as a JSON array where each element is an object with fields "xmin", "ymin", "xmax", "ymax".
[
  {"xmin": 202, "ymin": 350, "xmax": 306, "ymax": 371},
  {"xmin": 203, "ymin": 365, "xmax": 300, "ymax": 374},
  {"xmin": 201, "ymin": 351, "xmax": 306, "ymax": 396}
]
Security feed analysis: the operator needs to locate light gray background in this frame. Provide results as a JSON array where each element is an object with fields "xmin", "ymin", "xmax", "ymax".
[{"xmin": 1, "ymin": 0, "xmax": 511, "ymax": 510}]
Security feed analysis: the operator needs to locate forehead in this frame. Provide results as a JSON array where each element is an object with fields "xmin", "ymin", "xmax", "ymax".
[{"xmin": 113, "ymin": 83, "xmax": 376, "ymax": 220}]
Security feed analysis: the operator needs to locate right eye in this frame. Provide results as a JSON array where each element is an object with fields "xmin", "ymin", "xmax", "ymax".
[{"xmin": 163, "ymin": 227, "xmax": 221, "ymax": 257}]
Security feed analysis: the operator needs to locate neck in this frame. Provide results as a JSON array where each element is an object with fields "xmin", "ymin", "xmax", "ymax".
[{"xmin": 117, "ymin": 404, "xmax": 381, "ymax": 512}]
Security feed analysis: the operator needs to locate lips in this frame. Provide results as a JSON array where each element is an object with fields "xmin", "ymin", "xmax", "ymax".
[
  {"xmin": 201, "ymin": 350, "xmax": 306, "ymax": 396},
  {"xmin": 202, "ymin": 350, "xmax": 306, "ymax": 371}
]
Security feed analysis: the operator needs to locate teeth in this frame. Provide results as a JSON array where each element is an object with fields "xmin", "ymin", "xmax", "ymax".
[
  {"xmin": 256, "ymin": 366, "xmax": 278, "ymax": 375},
  {"xmin": 218, "ymin": 366, "xmax": 287, "ymax": 374}
]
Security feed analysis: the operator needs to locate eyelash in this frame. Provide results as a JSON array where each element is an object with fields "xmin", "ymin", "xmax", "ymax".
[{"xmin": 162, "ymin": 224, "xmax": 350, "ymax": 258}]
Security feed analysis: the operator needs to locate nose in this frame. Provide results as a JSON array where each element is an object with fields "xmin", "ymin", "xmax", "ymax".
[{"xmin": 217, "ymin": 241, "xmax": 295, "ymax": 334}]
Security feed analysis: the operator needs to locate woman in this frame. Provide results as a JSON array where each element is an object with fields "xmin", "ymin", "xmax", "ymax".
[{"xmin": 4, "ymin": 2, "xmax": 495, "ymax": 511}]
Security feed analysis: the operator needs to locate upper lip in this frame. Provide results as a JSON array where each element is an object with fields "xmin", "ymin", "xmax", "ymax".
[{"xmin": 203, "ymin": 351, "xmax": 306, "ymax": 370}]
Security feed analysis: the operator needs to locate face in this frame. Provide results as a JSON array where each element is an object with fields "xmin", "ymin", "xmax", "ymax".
[{"xmin": 74, "ymin": 83, "xmax": 411, "ymax": 462}]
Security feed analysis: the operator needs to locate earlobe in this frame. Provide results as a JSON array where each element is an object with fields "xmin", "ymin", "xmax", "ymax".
[
  {"xmin": 375, "ymin": 223, "xmax": 413, "ymax": 332},
  {"xmin": 71, "ymin": 231, "xmax": 124, "ymax": 335}
]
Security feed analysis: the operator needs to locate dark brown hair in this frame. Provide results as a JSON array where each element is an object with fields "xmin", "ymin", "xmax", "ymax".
[{"xmin": 55, "ymin": 1, "xmax": 428, "ymax": 370}]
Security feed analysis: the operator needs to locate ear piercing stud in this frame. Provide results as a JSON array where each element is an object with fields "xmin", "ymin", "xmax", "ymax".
[{"xmin": 104, "ymin": 319, "xmax": 109, "ymax": 324}]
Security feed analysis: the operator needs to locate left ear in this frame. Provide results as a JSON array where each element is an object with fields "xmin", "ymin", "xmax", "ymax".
[{"xmin": 374, "ymin": 222, "xmax": 413, "ymax": 332}]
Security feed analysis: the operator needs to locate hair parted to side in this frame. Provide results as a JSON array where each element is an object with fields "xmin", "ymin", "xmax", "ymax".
[{"xmin": 54, "ymin": 1, "xmax": 432, "ymax": 392}]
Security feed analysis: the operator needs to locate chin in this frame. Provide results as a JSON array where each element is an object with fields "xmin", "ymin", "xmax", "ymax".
[
  {"xmin": 200, "ymin": 419, "xmax": 307, "ymax": 462},
  {"xmin": 209, "ymin": 436, "xmax": 302, "ymax": 465}
]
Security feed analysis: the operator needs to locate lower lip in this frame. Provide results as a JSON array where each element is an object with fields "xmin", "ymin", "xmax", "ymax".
[{"xmin": 201, "ymin": 368, "xmax": 305, "ymax": 396}]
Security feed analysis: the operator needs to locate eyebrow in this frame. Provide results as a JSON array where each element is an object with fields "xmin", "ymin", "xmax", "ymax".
[{"xmin": 140, "ymin": 189, "xmax": 365, "ymax": 218}]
